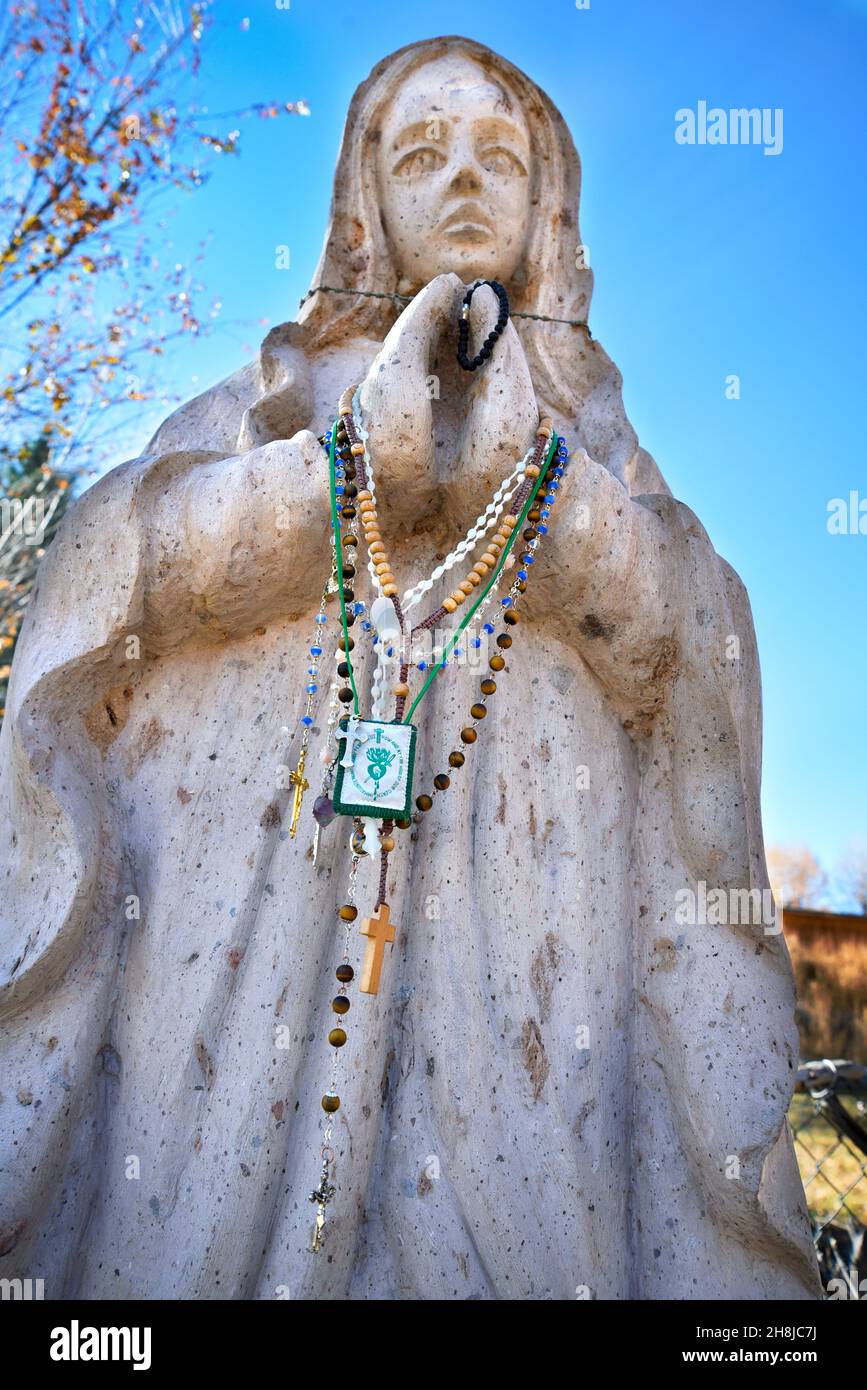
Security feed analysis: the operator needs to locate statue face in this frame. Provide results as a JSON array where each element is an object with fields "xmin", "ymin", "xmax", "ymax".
[{"xmin": 377, "ymin": 56, "xmax": 531, "ymax": 288}]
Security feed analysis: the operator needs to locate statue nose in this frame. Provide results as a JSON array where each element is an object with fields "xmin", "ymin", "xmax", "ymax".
[{"xmin": 447, "ymin": 160, "xmax": 484, "ymax": 195}]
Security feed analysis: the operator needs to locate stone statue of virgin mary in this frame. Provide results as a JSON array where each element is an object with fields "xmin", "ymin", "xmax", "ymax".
[{"xmin": 0, "ymin": 36, "xmax": 819, "ymax": 1300}]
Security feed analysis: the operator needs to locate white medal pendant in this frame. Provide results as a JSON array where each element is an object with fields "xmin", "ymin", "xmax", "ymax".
[{"xmin": 333, "ymin": 718, "xmax": 417, "ymax": 820}]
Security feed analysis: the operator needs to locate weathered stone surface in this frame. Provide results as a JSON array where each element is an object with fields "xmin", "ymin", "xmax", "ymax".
[{"xmin": 0, "ymin": 37, "xmax": 819, "ymax": 1300}]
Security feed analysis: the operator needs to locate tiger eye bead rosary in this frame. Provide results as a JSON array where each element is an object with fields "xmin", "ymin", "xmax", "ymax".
[{"xmin": 291, "ymin": 282, "xmax": 572, "ymax": 1251}]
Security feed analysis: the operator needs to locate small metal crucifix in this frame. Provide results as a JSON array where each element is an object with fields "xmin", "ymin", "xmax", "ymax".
[
  {"xmin": 288, "ymin": 749, "xmax": 309, "ymax": 839},
  {"xmin": 308, "ymin": 1157, "xmax": 336, "ymax": 1253},
  {"xmin": 359, "ymin": 901, "xmax": 397, "ymax": 995}
]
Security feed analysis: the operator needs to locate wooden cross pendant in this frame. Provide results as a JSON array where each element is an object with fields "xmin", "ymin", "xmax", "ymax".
[
  {"xmin": 359, "ymin": 902, "xmax": 397, "ymax": 995},
  {"xmin": 288, "ymin": 750, "xmax": 309, "ymax": 839}
]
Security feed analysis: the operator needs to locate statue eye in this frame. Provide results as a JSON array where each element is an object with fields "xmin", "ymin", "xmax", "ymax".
[
  {"xmin": 479, "ymin": 146, "xmax": 527, "ymax": 177},
  {"xmin": 392, "ymin": 146, "xmax": 446, "ymax": 178}
]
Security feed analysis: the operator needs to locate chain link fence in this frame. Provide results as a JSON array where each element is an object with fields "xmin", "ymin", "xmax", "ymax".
[{"xmin": 790, "ymin": 1059, "xmax": 867, "ymax": 1297}]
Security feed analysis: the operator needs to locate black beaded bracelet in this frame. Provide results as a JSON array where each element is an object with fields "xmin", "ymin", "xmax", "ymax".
[{"xmin": 457, "ymin": 279, "xmax": 510, "ymax": 371}]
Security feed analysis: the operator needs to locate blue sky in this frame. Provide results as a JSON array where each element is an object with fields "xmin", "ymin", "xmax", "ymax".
[{"xmin": 127, "ymin": 0, "xmax": 866, "ymax": 890}]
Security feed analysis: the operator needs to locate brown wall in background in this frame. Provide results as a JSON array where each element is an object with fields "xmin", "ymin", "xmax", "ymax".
[{"xmin": 783, "ymin": 909, "xmax": 867, "ymax": 1061}]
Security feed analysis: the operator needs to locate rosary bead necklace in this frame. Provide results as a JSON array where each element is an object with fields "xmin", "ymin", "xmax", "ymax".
[{"xmin": 293, "ymin": 282, "xmax": 570, "ymax": 1251}]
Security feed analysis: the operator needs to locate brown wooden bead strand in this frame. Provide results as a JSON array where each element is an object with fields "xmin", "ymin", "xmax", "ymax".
[
  {"xmin": 341, "ymin": 405, "xmax": 408, "ymax": 604},
  {"xmin": 310, "ymin": 405, "xmax": 561, "ymax": 1247}
]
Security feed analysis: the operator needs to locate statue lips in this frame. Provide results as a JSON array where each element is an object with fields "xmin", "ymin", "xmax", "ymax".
[{"xmin": 439, "ymin": 202, "xmax": 495, "ymax": 243}]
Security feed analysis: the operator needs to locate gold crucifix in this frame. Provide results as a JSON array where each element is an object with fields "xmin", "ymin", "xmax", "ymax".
[
  {"xmin": 288, "ymin": 750, "xmax": 309, "ymax": 839},
  {"xmin": 311, "ymin": 1205, "xmax": 326, "ymax": 1253},
  {"xmin": 359, "ymin": 902, "xmax": 397, "ymax": 995}
]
